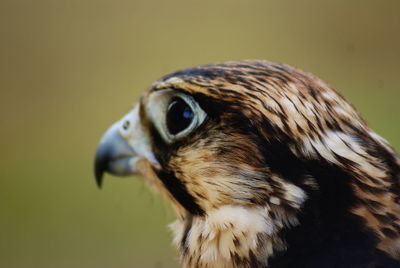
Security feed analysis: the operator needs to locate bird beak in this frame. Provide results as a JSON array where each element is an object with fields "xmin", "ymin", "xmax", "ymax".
[
  {"xmin": 94, "ymin": 121, "xmax": 138, "ymax": 188},
  {"xmin": 94, "ymin": 106, "xmax": 159, "ymax": 188}
]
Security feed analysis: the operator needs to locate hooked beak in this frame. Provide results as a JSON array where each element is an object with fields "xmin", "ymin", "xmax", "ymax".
[{"xmin": 94, "ymin": 122, "xmax": 137, "ymax": 188}]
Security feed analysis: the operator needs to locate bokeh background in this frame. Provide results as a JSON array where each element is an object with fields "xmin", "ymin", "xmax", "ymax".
[{"xmin": 1, "ymin": 0, "xmax": 399, "ymax": 267}]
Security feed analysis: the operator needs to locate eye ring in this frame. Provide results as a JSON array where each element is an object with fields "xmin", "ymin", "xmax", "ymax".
[{"xmin": 146, "ymin": 89, "xmax": 207, "ymax": 143}]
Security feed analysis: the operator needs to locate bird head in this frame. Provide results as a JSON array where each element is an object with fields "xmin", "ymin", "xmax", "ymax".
[
  {"xmin": 94, "ymin": 60, "xmax": 400, "ymax": 266},
  {"xmin": 95, "ymin": 61, "xmax": 313, "ymax": 216}
]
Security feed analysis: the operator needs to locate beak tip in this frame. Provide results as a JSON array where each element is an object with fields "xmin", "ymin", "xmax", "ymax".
[
  {"xmin": 94, "ymin": 156, "xmax": 106, "ymax": 189},
  {"xmin": 95, "ymin": 173, "xmax": 103, "ymax": 188}
]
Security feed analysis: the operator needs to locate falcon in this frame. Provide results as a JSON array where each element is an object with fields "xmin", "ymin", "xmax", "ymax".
[{"xmin": 94, "ymin": 60, "xmax": 400, "ymax": 267}]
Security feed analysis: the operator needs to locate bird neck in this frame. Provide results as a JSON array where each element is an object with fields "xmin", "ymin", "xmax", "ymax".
[
  {"xmin": 169, "ymin": 205, "xmax": 294, "ymax": 268},
  {"xmin": 169, "ymin": 157, "xmax": 400, "ymax": 268}
]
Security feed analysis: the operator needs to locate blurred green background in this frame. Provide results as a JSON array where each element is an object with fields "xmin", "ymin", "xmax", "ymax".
[{"xmin": 0, "ymin": 0, "xmax": 399, "ymax": 267}]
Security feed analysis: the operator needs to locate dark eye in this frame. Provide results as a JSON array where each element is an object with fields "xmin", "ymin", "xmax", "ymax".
[{"xmin": 166, "ymin": 97, "xmax": 194, "ymax": 135}]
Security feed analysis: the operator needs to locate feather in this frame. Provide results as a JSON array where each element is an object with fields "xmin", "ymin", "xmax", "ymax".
[{"xmin": 94, "ymin": 60, "xmax": 400, "ymax": 267}]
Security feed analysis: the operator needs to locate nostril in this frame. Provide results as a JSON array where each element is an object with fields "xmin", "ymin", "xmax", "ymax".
[{"xmin": 122, "ymin": 120, "xmax": 130, "ymax": 130}]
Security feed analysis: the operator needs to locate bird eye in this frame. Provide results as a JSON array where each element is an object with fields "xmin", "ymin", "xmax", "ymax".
[
  {"xmin": 146, "ymin": 89, "xmax": 207, "ymax": 143},
  {"xmin": 166, "ymin": 97, "xmax": 194, "ymax": 135}
]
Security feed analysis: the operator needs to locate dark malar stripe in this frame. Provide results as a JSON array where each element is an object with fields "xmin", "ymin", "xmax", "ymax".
[
  {"xmin": 142, "ymin": 100, "xmax": 205, "ymax": 216},
  {"xmin": 154, "ymin": 169, "xmax": 204, "ymax": 215}
]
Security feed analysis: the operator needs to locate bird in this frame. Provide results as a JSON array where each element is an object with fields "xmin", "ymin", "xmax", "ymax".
[{"xmin": 94, "ymin": 60, "xmax": 400, "ymax": 267}]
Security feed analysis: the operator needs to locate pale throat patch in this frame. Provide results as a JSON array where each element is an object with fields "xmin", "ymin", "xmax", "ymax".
[{"xmin": 170, "ymin": 191, "xmax": 306, "ymax": 268}]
